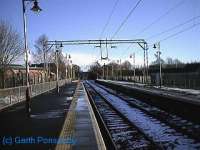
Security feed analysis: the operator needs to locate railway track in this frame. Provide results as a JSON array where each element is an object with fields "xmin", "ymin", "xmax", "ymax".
[
  {"xmin": 95, "ymin": 81, "xmax": 200, "ymax": 142},
  {"xmin": 84, "ymin": 81, "xmax": 200, "ymax": 150},
  {"xmin": 84, "ymin": 82, "xmax": 159, "ymax": 150}
]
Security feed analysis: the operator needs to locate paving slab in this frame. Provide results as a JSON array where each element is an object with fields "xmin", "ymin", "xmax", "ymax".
[{"xmin": 0, "ymin": 82, "xmax": 77, "ymax": 150}]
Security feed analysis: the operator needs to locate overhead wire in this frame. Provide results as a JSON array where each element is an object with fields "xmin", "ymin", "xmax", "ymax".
[
  {"xmin": 134, "ymin": 0, "xmax": 186, "ymax": 37},
  {"xmin": 120, "ymin": 0, "xmax": 186, "ymax": 59},
  {"xmin": 147, "ymin": 15, "xmax": 200, "ymax": 40},
  {"xmin": 98, "ymin": 0, "xmax": 120, "ymax": 63},
  {"xmin": 111, "ymin": 0, "xmax": 143, "ymax": 39},
  {"xmin": 99, "ymin": 0, "xmax": 120, "ymax": 39},
  {"xmin": 140, "ymin": 22, "xmax": 200, "ymax": 64},
  {"xmin": 158, "ymin": 21, "xmax": 200, "ymax": 43}
]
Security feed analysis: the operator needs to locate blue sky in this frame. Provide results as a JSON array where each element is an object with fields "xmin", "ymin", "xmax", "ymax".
[{"xmin": 0, "ymin": 0, "xmax": 200, "ymax": 70}]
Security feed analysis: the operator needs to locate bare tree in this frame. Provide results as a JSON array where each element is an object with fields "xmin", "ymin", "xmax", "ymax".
[
  {"xmin": 166, "ymin": 57, "xmax": 173, "ymax": 65},
  {"xmin": 0, "ymin": 21, "xmax": 23, "ymax": 88},
  {"xmin": 33, "ymin": 34, "xmax": 54, "ymax": 81},
  {"xmin": 88, "ymin": 61, "xmax": 102, "ymax": 79},
  {"xmin": 33, "ymin": 34, "xmax": 50, "ymax": 64},
  {"xmin": 46, "ymin": 50, "xmax": 68, "ymax": 79},
  {"xmin": 165, "ymin": 57, "xmax": 183, "ymax": 65},
  {"xmin": 151, "ymin": 55, "xmax": 165, "ymax": 65},
  {"xmin": 121, "ymin": 60, "xmax": 131, "ymax": 70}
]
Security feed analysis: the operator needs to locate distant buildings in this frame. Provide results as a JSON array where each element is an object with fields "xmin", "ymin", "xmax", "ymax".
[
  {"xmin": 0, "ymin": 62, "xmax": 80, "ymax": 89},
  {"xmin": 0, "ymin": 64, "xmax": 56, "ymax": 88}
]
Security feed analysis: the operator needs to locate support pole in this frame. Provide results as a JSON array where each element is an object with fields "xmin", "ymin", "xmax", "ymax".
[
  {"xmin": 145, "ymin": 44, "xmax": 149, "ymax": 84},
  {"xmin": 112, "ymin": 64, "xmax": 114, "ymax": 80},
  {"xmin": 158, "ymin": 42, "xmax": 162, "ymax": 88},
  {"xmin": 143, "ymin": 47, "xmax": 146, "ymax": 84},
  {"xmin": 120, "ymin": 59, "xmax": 122, "ymax": 80},
  {"xmin": 106, "ymin": 65, "xmax": 108, "ymax": 80},
  {"xmin": 22, "ymin": 0, "xmax": 31, "ymax": 117},
  {"xmin": 103, "ymin": 63, "xmax": 105, "ymax": 79},
  {"xmin": 56, "ymin": 49, "xmax": 59, "ymax": 94},
  {"xmin": 133, "ymin": 52, "xmax": 135, "ymax": 82}
]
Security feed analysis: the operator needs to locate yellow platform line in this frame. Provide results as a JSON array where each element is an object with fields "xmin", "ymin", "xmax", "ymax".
[{"xmin": 55, "ymin": 82, "xmax": 80, "ymax": 150}]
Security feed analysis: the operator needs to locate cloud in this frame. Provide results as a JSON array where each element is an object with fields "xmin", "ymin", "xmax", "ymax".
[
  {"xmin": 67, "ymin": 52, "xmax": 147, "ymax": 71},
  {"xmin": 70, "ymin": 52, "xmax": 97, "ymax": 66}
]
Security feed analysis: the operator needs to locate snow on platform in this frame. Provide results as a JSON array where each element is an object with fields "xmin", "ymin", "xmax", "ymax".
[{"xmin": 98, "ymin": 79, "xmax": 200, "ymax": 105}]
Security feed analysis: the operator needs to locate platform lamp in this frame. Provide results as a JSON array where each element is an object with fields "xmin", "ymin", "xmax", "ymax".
[
  {"xmin": 153, "ymin": 42, "xmax": 162, "ymax": 88},
  {"xmin": 22, "ymin": 0, "xmax": 42, "ymax": 117},
  {"xmin": 65, "ymin": 53, "xmax": 71, "ymax": 80},
  {"xmin": 68, "ymin": 55, "xmax": 72, "ymax": 80},
  {"xmin": 110, "ymin": 45, "xmax": 117, "ymax": 79},
  {"xmin": 55, "ymin": 42, "xmax": 64, "ymax": 94}
]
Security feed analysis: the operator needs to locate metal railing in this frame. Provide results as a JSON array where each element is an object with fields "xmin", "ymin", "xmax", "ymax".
[{"xmin": 0, "ymin": 79, "xmax": 71, "ymax": 109}]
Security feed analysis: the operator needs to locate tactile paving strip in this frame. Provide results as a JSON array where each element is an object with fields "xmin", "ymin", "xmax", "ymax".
[{"xmin": 55, "ymin": 83, "xmax": 80, "ymax": 150}]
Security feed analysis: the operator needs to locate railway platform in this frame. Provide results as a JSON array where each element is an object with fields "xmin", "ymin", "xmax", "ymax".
[
  {"xmin": 56, "ymin": 82, "xmax": 105, "ymax": 150},
  {"xmin": 97, "ymin": 79, "xmax": 200, "ymax": 105},
  {"xmin": 0, "ymin": 81, "xmax": 105, "ymax": 150}
]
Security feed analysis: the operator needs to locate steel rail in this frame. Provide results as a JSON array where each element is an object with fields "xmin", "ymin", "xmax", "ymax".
[
  {"xmin": 85, "ymin": 81, "xmax": 162, "ymax": 149},
  {"xmin": 84, "ymin": 83, "xmax": 118, "ymax": 150},
  {"xmin": 94, "ymin": 81, "xmax": 200, "ymax": 142}
]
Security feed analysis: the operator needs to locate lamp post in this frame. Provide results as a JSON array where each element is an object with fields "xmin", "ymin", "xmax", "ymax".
[
  {"xmin": 55, "ymin": 50, "xmax": 59, "ymax": 94},
  {"xmin": 116, "ymin": 59, "xmax": 122, "ymax": 80},
  {"xmin": 103, "ymin": 63, "xmax": 105, "ymax": 79},
  {"xmin": 68, "ymin": 54, "xmax": 71, "ymax": 79},
  {"xmin": 120, "ymin": 59, "xmax": 122, "ymax": 80},
  {"xmin": 55, "ymin": 42, "xmax": 63, "ymax": 94},
  {"xmin": 153, "ymin": 42, "xmax": 162, "ymax": 88},
  {"xmin": 71, "ymin": 60, "xmax": 73, "ymax": 80},
  {"xmin": 22, "ymin": 0, "xmax": 42, "ymax": 117},
  {"xmin": 65, "ymin": 53, "xmax": 68, "ymax": 79},
  {"xmin": 116, "ymin": 60, "xmax": 119, "ymax": 80},
  {"xmin": 130, "ymin": 53, "xmax": 135, "ymax": 82},
  {"xmin": 68, "ymin": 55, "xmax": 72, "ymax": 80},
  {"xmin": 111, "ymin": 64, "xmax": 114, "ymax": 80}
]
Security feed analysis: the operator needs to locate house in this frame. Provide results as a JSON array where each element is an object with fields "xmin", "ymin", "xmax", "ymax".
[{"xmin": 0, "ymin": 64, "xmax": 56, "ymax": 88}]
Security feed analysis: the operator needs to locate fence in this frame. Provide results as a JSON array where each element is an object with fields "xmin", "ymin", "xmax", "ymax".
[
  {"xmin": 162, "ymin": 79, "xmax": 200, "ymax": 90},
  {"xmin": 0, "ymin": 79, "xmax": 71, "ymax": 109},
  {"xmin": 107, "ymin": 75, "xmax": 200, "ymax": 90}
]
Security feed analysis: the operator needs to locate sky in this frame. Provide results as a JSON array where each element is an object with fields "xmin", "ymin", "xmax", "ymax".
[{"xmin": 0, "ymin": 0, "xmax": 200, "ymax": 71}]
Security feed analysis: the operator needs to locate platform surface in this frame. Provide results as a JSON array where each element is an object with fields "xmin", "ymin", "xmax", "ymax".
[
  {"xmin": 73, "ymin": 85, "xmax": 99, "ymax": 150},
  {"xmin": 55, "ymin": 82, "xmax": 105, "ymax": 150},
  {"xmin": 0, "ymin": 82, "xmax": 77, "ymax": 150}
]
